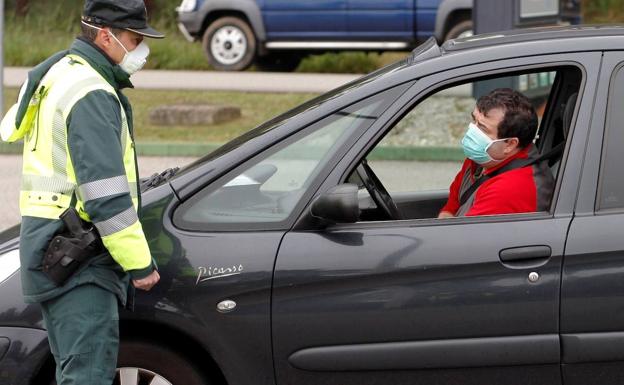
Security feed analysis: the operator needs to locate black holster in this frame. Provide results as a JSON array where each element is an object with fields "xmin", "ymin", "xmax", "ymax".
[{"xmin": 43, "ymin": 208, "xmax": 102, "ymax": 286}]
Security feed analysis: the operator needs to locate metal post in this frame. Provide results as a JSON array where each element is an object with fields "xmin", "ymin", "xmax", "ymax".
[{"xmin": 0, "ymin": 0, "xmax": 4, "ymax": 118}]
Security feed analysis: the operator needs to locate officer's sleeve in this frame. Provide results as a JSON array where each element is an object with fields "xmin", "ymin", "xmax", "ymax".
[{"xmin": 66, "ymin": 89, "xmax": 155, "ymax": 279}]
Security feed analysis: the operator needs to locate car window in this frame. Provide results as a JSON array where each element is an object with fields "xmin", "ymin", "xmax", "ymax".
[
  {"xmin": 177, "ymin": 60, "xmax": 408, "ymax": 174},
  {"xmin": 174, "ymin": 86, "xmax": 406, "ymax": 231},
  {"xmin": 597, "ymin": 64, "xmax": 624, "ymax": 212},
  {"xmin": 347, "ymin": 66, "xmax": 582, "ymax": 221}
]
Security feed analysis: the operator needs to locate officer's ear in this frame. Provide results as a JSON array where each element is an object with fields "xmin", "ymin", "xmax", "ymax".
[{"xmin": 95, "ymin": 27, "xmax": 113, "ymax": 48}]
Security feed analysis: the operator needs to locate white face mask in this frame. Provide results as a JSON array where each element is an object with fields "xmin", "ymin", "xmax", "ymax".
[
  {"xmin": 81, "ymin": 21, "xmax": 149, "ymax": 75},
  {"xmin": 108, "ymin": 32, "xmax": 149, "ymax": 75}
]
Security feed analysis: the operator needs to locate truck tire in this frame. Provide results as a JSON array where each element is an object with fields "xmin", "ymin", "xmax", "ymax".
[
  {"xmin": 203, "ymin": 16, "xmax": 257, "ymax": 71},
  {"xmin": 114, "ymin": 340, "xmax": 209, "ymax": 385},
  {"xmin": 445, "ymin": 19, "xmax": 474, "ymax": 41}
]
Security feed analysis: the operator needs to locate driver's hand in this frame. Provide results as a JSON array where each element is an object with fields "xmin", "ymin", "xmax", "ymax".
[{"xmin": 438, "ymin": 211, "xmax": 455, "ymax": 219}]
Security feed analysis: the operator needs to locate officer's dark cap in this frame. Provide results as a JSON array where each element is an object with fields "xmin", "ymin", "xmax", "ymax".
[{"xmin": 82, "ymin": 0, "xmax": 165, "ymax": 39}]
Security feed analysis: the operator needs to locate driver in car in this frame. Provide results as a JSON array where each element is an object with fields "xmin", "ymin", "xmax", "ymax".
[{"xmin": 438, "ymin": 88, "xmax": 554, "ymax": 218}]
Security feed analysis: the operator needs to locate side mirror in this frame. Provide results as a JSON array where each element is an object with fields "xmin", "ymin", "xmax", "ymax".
[{"xmin": 310, "ymin": 184, "xmax": 360, "ymax": 223}]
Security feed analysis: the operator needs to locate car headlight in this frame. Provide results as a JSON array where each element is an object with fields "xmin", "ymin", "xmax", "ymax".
[
  {"xmin": 177, "ymin": 0, "xmax": 197, "ymax": 13},
  {"xmin": 0, "ymin": 249, "xmax": 20, "ymax": 284}
]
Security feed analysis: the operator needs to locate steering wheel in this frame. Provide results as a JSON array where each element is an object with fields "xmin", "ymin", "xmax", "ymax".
[{"xmin": 356, "ymin": 159, "xmax": 402, "ymax": 220}]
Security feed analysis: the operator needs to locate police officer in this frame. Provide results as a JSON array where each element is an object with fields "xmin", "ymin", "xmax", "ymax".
[{"xmin": 0, "ymin": 1, "xmax": 163, "ymax": 383}]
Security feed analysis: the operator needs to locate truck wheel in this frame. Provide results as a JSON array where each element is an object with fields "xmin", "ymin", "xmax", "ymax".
[
  {"xmin": 255, "ymin": 53, "xmax": 303, "ymax": 72},
  {"xmin": 114, "ymin": 340, "xmax": 209, "ymax": 385},
  {"xmin": 445, "ymin": 20, "xmax": 474, "ymax": 41},
  {"xmin": 203, "ymin": 16, "xmax": 256, "ymax": 71}
]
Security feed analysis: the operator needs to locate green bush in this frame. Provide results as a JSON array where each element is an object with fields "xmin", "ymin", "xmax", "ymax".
[
  {"xmin": 582, "ymin": 0, "xmax": 624, "ymax": 23},
  {"xmin": 297, "ymin": 52, "xmax": 381, "ymax": 74},
  {"xmin": 3, "ymin": 0, "xmax": 211, "ymax": 70}
]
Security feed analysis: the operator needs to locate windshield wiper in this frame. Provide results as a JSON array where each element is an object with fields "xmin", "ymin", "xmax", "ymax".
[{"xmin": 140, "ymin": 167, "xmax": 180, "ymax": 192}]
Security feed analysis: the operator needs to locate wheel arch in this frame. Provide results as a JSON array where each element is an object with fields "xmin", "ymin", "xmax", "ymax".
[
  {"xmin": 434, "ymin": 0, "xmax": 473, "ymax": 41},
  {"xmin": 120, "ymin": 319, "xmax": 228, "ymax": 385},
  {"xmin": 199, "ymin": 0, "xmax": 266, "ymax": 42}
]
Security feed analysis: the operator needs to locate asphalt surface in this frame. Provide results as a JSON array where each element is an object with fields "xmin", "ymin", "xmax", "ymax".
[
  {"xmin": 0, "ymin": 154, "xmax": 460, "ymax": 233},
  {"xmin": 0, "ymin": 155, "xmax": 196, "ymax": 233},
  {"xmin": 5, "ymin": 67, "xmax": 360, "ymax": 94},
  {"xmin": 4, "ymin": 67, "xmax": 472, "ymax": 95}
]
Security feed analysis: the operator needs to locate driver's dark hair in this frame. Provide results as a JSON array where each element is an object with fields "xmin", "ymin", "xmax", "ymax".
[{"xmin": 476, "ymin": 88, "xmax": 538, "ymax": 148}]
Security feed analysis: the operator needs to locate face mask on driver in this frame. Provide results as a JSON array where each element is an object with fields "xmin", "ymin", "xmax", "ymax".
[
  {"xmin": 461, "ymin": 122, "xmax": 508, "ymax": 165},
  {"xmin": 81, "ymin": 20, "xmax": 150, "ymax": 75}
]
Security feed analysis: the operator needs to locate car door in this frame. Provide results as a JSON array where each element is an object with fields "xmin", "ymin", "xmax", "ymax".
[
  {"xmin": 560, "ymin": 51, "xmax": 624, "ymax": 385},
  {"xmin": 161, "ymin": 84, "xmax": 407, "ymax": 385},
  {"xmin": 272, "ymin": 52, "xmax": 601, "ymax": 385},
  {"xmin": 260, "ymin": 0, "xmax": 347, "ymax": 40},
  {"xmin": 346, "ymin": 0, "xmax": 413, "ymax": 41}
]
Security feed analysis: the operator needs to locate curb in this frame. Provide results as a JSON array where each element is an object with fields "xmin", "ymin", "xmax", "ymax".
[
  {"xmin": 0, "ymin": 142, "xmax": 464, "ymax": 161},
  {"xmin": 368, "ymin": 146, "xmax": 464, "ymax": 162}
]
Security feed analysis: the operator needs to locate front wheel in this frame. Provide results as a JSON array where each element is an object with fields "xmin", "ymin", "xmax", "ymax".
[
  {"xmin": 203, "ymin": 16, "xmax": 257, "ymax": 71},
  {"xmin": 50, "ymin": 340, "xmax": 209, "ymax": 385},
  {"xmin": 114, "ymin": 340, "xmax": 209, "ymax": 385}
]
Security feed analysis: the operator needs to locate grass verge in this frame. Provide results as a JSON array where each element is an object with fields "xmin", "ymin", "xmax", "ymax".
[
  {"xmin": 1, "ymin": 87, "xmax": 465, "ymax": 161},
  {"xmin": 4, "ymin": 87, "xmax": 318, "ymax": 143}
]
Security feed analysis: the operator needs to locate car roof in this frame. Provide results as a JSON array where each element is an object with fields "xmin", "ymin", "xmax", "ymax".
[
  {"xmin": 393, "ymin": 24, "xmax": 624, "ymax": 81},
  {"xmin": 442, "ymin": 24, "xmax": 624, "ymax": 53}
]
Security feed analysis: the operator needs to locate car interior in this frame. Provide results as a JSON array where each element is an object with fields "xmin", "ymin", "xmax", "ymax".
[
  {"xmin": 173, "ymin": 67, "xmax": 583, "ymax": 230},
  {"xmin": 347, "ymin": 66, "xmax": 583, "ymax": 222}
]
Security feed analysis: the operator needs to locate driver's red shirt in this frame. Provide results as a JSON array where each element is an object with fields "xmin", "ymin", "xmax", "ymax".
[{"xmin": 440, "ymin": 145, "xmax": 554, "ymax": 217}]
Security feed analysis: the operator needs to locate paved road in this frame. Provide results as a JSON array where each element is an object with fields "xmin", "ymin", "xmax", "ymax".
[
  {"xmin": 5, "ymin": 67, "xmax": 360, "ymax": 94},
  {"xmin": 4, "ymin": 67, "xmax": 471, "ymax": 95},
  {"xmin": 0, "ymin": 154, "xmax": 460, "ymax": 233},
  {"xmin": 0, "ymin": 155, "xmax": 196, "ymax": 233}
]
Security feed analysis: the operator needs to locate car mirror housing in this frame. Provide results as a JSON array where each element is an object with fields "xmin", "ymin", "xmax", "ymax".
[{"xmin": 311, "ymin": 184, "xmax": 360, "ymax": 224}]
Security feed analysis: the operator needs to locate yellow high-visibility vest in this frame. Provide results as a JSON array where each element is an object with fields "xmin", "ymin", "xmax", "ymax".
[{"xmin": 0, "ymin": 54, "xmax": 151, "ymax": 272}]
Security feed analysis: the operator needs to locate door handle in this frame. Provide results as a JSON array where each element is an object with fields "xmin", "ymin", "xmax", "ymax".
[{"xmin": 499, "ymin": 245, "xmax": 552, "ymax": 268}]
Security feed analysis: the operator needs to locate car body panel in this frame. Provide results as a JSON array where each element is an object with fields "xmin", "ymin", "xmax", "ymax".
[
  {"xmin": 125, "ymin": 179, "xmax": 279, "ymax": 385},
  {"xmin": 560, "ymin": 50, "xmax": 624, "ymax": 385},
  {"xmin": 0, "ymin": 327, "xmax": 49, "ymax": 385},
  {"xmin": 260, "ymin": 0, "xmax": 348, "ymax": 40},
  {"xmin": 346, "ymin": 1, "xmax": 415, "ymax": 41}
]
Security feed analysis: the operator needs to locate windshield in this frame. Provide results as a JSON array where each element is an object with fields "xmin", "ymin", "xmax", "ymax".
[{"xmin": 177, "ymin": 59, "xmax": 408, "ymax": 174}]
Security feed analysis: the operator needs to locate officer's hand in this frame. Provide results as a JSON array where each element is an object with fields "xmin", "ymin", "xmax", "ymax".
[{"xmin": 133, "ymin": 270, "xmax": 160, "ymax": 291}]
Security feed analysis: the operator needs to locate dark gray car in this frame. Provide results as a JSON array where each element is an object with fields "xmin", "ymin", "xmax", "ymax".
[{"xmin": 0, "ymin": 25, "xmax": 623, "ymax": 385}]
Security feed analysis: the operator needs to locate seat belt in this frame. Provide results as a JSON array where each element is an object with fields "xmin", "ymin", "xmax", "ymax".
[{"xmin": 458, "ymin": 142, "xmax": 564, "ymax": 206}]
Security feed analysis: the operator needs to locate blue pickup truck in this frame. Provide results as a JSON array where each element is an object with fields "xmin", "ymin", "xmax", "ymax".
[{"xmin": 176, "ymin": 0, "xmax": 579, "ymax": 71}]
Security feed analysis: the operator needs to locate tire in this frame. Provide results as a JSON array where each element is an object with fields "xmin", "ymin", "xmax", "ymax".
[
  {"xmin": 255, "ymin": 53, "xmax": 303, "ymax": 72},
  {"xmin": 203, "ymin": 16, "xmax": 257, "ymax": 71},
  {"xmin": 444, "ymin": 19, "xmax": 474, "ymax": 41},
  {"xmin": 114, "ymin": 340, "xmax": 209, "ymax": 385},
  {"xmin": 49, "ymin": 340, "xmax": 209, "ymax": 385}
]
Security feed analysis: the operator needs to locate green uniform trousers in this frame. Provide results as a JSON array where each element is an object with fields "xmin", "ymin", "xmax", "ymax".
[{"xmin": 41, "ymin": 284, "xmax": 119, "ymax": 385}]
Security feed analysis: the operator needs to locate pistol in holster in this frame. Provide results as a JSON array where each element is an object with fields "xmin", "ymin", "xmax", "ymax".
[{"xmin": 43, "ymin": 207, "xmax": 103, "ymax": 286}]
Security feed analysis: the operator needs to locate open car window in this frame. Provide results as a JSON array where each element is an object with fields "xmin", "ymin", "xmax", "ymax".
[{"xmin": 348, "ymin": 66, "xmax": 583, "ymax": 222}]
